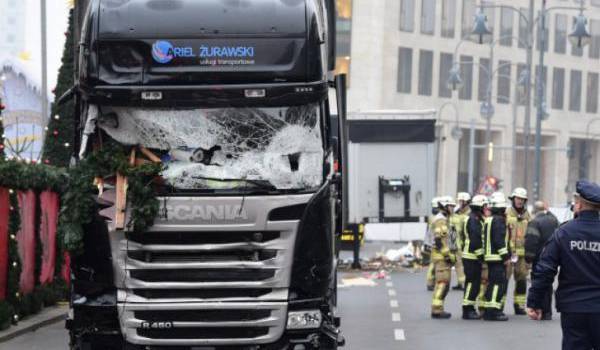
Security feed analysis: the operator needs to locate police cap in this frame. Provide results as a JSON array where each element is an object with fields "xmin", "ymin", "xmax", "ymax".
[{"xmin": 575, "ymin": 180, "xmax": 600, "ymax": 206}]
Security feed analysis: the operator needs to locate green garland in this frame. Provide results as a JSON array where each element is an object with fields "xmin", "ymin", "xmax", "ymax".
[
  {"xmin": 3, "ymin": 190, "xmax": 22, "ymax": 325},
  {"xmin": 0, "ymin": 98, "xmax": 5, "ymax": 159},
  {"xmin": 61, "ymin": 144, "xmax": 162, "ymax": 255}
]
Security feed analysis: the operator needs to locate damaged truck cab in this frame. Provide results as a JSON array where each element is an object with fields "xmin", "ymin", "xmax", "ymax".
[{"xmin": 67, "ymin": 0, "xmax": 347, "ymax": 349}]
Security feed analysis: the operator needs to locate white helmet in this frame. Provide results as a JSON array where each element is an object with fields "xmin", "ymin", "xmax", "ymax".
[
  {"xmin": 471, "ymin": 194, "xmax": 488, "ymax": 207},
  {"xmin": 489, "ymin": 192, "xmax": 508, "ymax": 209},
  {"xmin": 431, "ymin": 197, "xmax": 440, "ymax": 209},
  {"xmin": 510, "ymin": 187, "xmax": 528, "ymax": 200},
  {"xmin": 457, "ymin": 192, "xmax": 471, "ymax": 202},
  {"xmin": 438, "ymin": 196, "xmax": 457, "ymax": 208}
]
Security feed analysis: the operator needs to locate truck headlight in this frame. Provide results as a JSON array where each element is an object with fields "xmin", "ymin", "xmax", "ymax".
[{"xmin": 286, "ymin": 310, "xmax": 322, "ymax": 330}]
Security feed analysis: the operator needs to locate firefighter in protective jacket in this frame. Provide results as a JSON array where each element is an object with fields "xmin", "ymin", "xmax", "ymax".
[
  {"xmin": 450, "ymin": 192, "xmax": 470, "ymax": 290},
  {"xmin": 482, "ymin": 192, "xmax": 510, "ymax": 321},
  {"xmin": 461, "ymin": 195, "xmax": 487, "ymax": 320},
  {"xmin": 506, "ymin": 187, "xmax": 531, "ymax": 315},
  {"xmin": 431, "ymin": 196, "xmax": 457, "ymax": 319},
  {"xmin": 425, "ymin": 197, "xmax": 440, "ymax": 291}
]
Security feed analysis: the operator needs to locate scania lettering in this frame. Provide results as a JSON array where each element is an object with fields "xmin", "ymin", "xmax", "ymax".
[{"xmin": 65, "ymin": 0, "xmax": 347, "ymax": 349}]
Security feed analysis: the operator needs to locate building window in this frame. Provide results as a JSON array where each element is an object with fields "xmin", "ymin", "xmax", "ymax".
[
  {"xmin": 552, "ymin": 68, "xmax": 565, "ymax": 110},
  {"xmin": 441, "ymin": 0, "xmax": 456, "ymax": 38},
  {"xmin": 499, "ymin": 7, "xmax": 513, "ymax": 46},
  {"xmin": 397, "ymin": 47, "xmax": 413, "ymax": 93},
  {"xmin": 418, "ymin": 50, "xmax": 434, "ymax": 96},
  {"xmin": 592, "ymin": 0, "xmax": 600, "ymax": 7},
  {"xmin": 571, "ymin": 17, "xmax": 584, "ymax": 56},
  {"xmin": 554, "ymin": 14, "xmax": 567, "ymax": 54},
  {"xmin": 481, "ymin": 7, "xmax": 495, "ymax": 44},
  {"xmin": 518, "ymin": 7, "xmax": 529, "ymax": 49},
  {"xmin": 570, "ymin": 70, "xmax": 582, "ymax": 112},
  {"xmin": 497, "ymin": 60, "xmax": 511, "ymax": 104},
  {"xmin": 536, "ymin": 11, "xmax": 549, "ymax": 52},
  {"xmin": 536, "ymin": 65, "xmax": 548, "ymax": 105},
  {"xmin": 478, "ymin": 57, "xmax": 491, "ymax": 102},
  {"xmin": 421, "ymin": 0, "xmax": 436, "ymax": 35},
  {"xmin": 439, "ymin": 53, "xmax": 454, "ymax": 98},
  {"xmin": 461, "ymin": 0, "xmax": 476, "ymax": 41},
  {"xmin": 587, "ymin": 72, "xmax": 599, "ymax": 114},
  {"xmin": 459, "ymin": 55, "xmax": 473, "ymax": 100},
  {"xmin": 590, "ymin": 19, "xmax": 600, "ymax": 59},
  {"xmin": 399, "ymin": 0, "xmax": 415, "ymax": 32},
  {"xmin": 335, "ymin": 0, "xmax": 352, "ymax": 83}
]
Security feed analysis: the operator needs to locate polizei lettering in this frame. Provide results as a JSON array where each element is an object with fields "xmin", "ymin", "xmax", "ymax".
[
  {"xmin": 166, "ymin": 204, "xmax": 249, "ymax": 221},
  {"xmin": 199, "ymin": 46, "xmax": 255, "ymax": 58},
  {"xmin": 570, "ymin": 240, "xmax": 600, "ymax": 253}
]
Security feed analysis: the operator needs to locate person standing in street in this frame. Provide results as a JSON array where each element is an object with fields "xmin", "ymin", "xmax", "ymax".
[
  {"xmin": 430, "ymin": 196, "xmax": 457, "ymax": 319},
  {"xmin": 425, "ymin": 197, "xmax": 440, "ymax": 291},
  {"xmin": 482, "ymin": 192, "xmax": 510, "ymax": 321},
  {"xmin": 524, "ymin": 200, "xmax": 559, "ymax": 320},
  {"xmin": 506, "ymin": 187, "xmax": 531, "ymax": 315},
  {"xmin": 527, "ymin": 181, "xmax": 600, "ymax": 349},
  {"xmin": 451, "ymin": 192, "xmax": 470, "ymax": 291},
  {"xmin": 461, "ymin": 195, "xmax": 487, "ymax": 320}
]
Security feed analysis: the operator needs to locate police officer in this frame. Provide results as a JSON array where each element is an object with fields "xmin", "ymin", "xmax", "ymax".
[
  {"xmin": 527, "ymin": 181, "xmax": 600, "ymax": 348},
  {"xmin": 431, "ymin": 196, "xmax": 456, "ymax": 319},
  {"xmin": 482, "ymin": 192, "xmax": 510, "ymax": 321},
  {"xmin": 524, "ymin": 201, "xmax": 559, "ymax": 320},
  {"xmin": 461, "ymin": 195, "xmax": 487, "ymax": 320},
  {"xmin": 425, "ymin": 197, "xmax": 440, "ymax": 291},
  {"xmin": 506, "ymin": 187, "xmax": 531, "ymax": 315},
  {"xmin": 451, "ymin": 192, "xmax": 470, "ymax": 290}
]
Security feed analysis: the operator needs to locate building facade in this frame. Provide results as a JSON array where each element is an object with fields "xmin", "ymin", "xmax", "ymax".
[
  {"xmin": 344, "ymin": 0, "xmax": 600, "ymax": 206},
  {"xmin": 0, "ymin": 0, "xmax": 26, "ymax": 55}
]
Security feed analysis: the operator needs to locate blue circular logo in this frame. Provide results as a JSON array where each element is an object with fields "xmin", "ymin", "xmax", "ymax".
[{"xmin": 152, "ymin": 40, "xmax": 174, "ymax": 64}]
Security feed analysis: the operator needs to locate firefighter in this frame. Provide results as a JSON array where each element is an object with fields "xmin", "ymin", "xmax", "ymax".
[
  {"xmin": 425, "ymin": 197, "xmax": 440, "ymax": 291},
  {"xmin": 430, "ymin": 196, "xmax": 456, "ymax": 319},
  {"xmin": 451, "ymin": 192, "xmax": 471, "ymax": 290},
  {"xmin": 506, "ymin": 187, "xmax": 531, "ymax": 315},
  {"xmin": 461, "ymin": 195, "xmax": 487, "ymax": 320},
  {"xmin": 482, "ymin": 192, "xmax": 510, "ymax": 321}
]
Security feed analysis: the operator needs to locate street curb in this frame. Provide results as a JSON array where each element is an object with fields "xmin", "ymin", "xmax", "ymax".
[{"xmin": 0, "ymin": 306, "xmax": 67, "ymax": 343}]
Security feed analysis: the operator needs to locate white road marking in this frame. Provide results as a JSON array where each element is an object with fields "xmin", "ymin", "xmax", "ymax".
[
  {"xmin": 388, "ymin": 289, "xmax": 397, "ymax": 297},
  {"xmin": 392, "ymin": 312, "xmax": 402, "ymax": 322},
  {"xmin": 386, "ymin": 281, "xmax": 394, "ymax": 287},
  {"xmin": 394, "ymin": 329, "xmax": 406, "ymax": 341},
  {"xmin": 390, "ymin": 299, "xmax": 399, "ymax": 308}
]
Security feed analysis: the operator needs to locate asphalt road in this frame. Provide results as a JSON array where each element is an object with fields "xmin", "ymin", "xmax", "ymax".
[{"xmin": 1, "ymin": 269, "xmax": 562, "ymax": 350}]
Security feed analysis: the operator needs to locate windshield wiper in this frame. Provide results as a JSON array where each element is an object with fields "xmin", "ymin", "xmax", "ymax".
[{"xmin": 190, "ymin": 176, "xmax": 278, "ymax": 191}]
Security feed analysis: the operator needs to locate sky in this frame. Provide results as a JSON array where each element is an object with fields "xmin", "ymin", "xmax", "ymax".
[{"xmin": 23, "ymin": 0, "xmax": 70, "ymax": 93}]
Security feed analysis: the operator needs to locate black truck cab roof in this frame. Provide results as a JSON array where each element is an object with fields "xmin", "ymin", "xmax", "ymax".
[{"xmin": 79, "ymin": 0, "xmax": 332, "ymax": 106}]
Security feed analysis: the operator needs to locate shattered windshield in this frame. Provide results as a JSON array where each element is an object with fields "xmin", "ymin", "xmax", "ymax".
[{"xmin": 99, "ymin": 104, "xmax": 324, "ymax": 191}]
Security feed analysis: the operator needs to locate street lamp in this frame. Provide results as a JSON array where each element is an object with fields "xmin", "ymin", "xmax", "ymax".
[
  {"xmin": 446, "ymin": 66, "xmax": 464, "ymax": 92},
  {"xmin": 471, "ymin": 9, "xmax": 493, "ymax": 44},
  {"xmin": 569, "ymin": 13, "xmax": 592, "ymax": 48}
]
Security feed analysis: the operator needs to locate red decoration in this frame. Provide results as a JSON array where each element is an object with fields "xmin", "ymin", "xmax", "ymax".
[
  {"xmin": 61, "ymin": 252, "xmax": 70, "ymax": 286},
  {"xmin": 53, "ymin": 130, "xmax": 59, "ymax": 136},
  {"xmin": 0, "ymin": 104, "xmax": 5, "ymax": 110},
  {"xmin": 39, "ymin": 192, "xmax": 59, "ymax": 285},
  {"xmin": 44, "ymin": 159, "xmax": 50, "ymax": 164},
  {"xmin": 17, "ymin": 190, "xmax": 36, "ymax": 294},
  {"xmin": 0, "ymin": 188, "xmax": 9, "ymax": 300}
]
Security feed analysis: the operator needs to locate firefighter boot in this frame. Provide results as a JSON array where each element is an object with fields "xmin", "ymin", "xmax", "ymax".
[
  {"xmin": 483, "ymin": 309, "xmax": 509, "ymax": 321},
  {"xmin": 514, "ymin": 304, "xmax": 527, "ymax": 315},
  {"xmin": 462, "ymin": 306, "xmax": 479, "ymax": 320},
  {"xmin": 431, "ymin": 311, "xmax": 452, "ymax": 319}
]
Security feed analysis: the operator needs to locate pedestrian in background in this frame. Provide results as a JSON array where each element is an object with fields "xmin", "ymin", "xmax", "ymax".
[
  {"xmin": 524, "ymin": 200, "xmax": 559, "ymax": 320},
  {"xmin": 527, "ymin": 181, "xmax": 600, "ymax": 349}
]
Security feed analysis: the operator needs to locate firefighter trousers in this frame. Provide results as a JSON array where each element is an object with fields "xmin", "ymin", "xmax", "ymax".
[
  {"xmin": 477, "ymin": 263, "xmax": 489, "ymax": 312},
  {"xmin": 462, "ymin": 259, "xmax": 482, "ymax": 307},
  {"xmin": 426, "ymin": 263, "xmax": 435, "ymax": 288},
  {"xmin": 431, "ymin": 259, "xmax": 451, "ymax": 314},
  {"xmin": 505, "ymin": 257, "xmax": 528, "ymax": 309},
  {"xmin": 454, "ymin": 251, "xmax": 465, "ymax": 287},
  {"xmin": 483, "ymin": 262, "xmax": 506, "ymax": 310}
]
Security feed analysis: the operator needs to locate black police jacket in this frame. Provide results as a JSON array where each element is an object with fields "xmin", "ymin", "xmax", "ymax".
[
  {"xmin": 524, "ymin": 211, "xmax": 560, "ymax": 264},
  {"xmin": 527, "ymin": 210, "xmax": 600, "ymax": 313}
]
